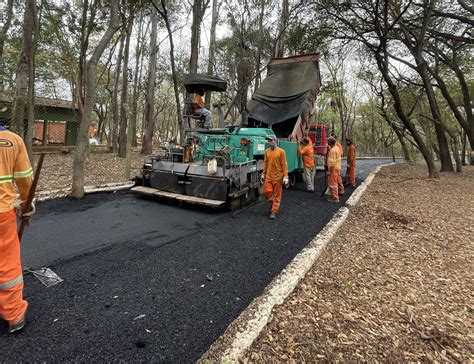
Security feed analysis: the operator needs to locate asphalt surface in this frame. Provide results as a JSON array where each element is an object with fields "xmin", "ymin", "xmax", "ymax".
[{"xmin": 1, "ymin": 158, "xmax": 396, "ymax": 362}]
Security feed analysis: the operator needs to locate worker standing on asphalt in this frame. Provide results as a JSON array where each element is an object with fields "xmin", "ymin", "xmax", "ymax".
[
  {"xmin": 297, "ymin": 136, "xmax": 315, "ymax": 192},
  {"xmin": 332, "ymin": 133, "xmax": 345, "ymax": 196},
  {"xmin": 327, "ymin": 136, "xmax": 342, "ymax": 203},
  {"xmin": 261, "ymin": 135, "xmax": 289, "ymax": 219},
  {"xmin": 345, "ymin": 138, "xmax": 357, "ymax": 188},
  {"xmin": 0, "ymin": 120, "xmax": 34, "ymax": 333}
]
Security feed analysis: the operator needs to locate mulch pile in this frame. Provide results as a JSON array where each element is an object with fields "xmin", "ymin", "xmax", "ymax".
[{"xmin": 243, "ymin": 163, "xmax": 473, "ymax": 362}]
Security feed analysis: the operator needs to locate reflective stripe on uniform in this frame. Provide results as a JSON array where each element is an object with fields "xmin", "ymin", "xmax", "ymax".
[
  {"xmin": 0, "ymin": 175, "xmax": 13, "ymax": 184},
  {"xmin": 0, "ymin": 274, "xmax": 23, "ymax": 290},
  {"xmin": 13, "ymin": 167, "xmax": 33, "ymax": 178}
]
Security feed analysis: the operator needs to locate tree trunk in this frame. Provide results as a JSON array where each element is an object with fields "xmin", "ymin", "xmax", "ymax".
[
  {"xmin": 190, "ymin": 0, "xmax": 209, "ymax": 73},
  {"xmin": 274, "ymin": 0, "xmax": 288, "ymax": 58},
  {"xmin": 417, "ymin": 61, "xmax": 454, "ymax": 172},
  {"xmin": 141, "ymin": 7, "xmax": 158, "ymax": 155},
  {"xmin": 205, "ymin": 0, "xmax": 218, "ymax": 110},
  {"xmin": 0, "ymin": 0, "xmax": 14, "ymax": 94},
  {"xmin": 11, "ymin": 0, "xmax": 36, "ymax": 139},
  {"xmin": 118, "ymin": 15, "xmax": 134, "ymax": 158},
  {"xmin": 376, "ymin": 54, "xmax": 438, "ymax": 177},
  {"xmin": 156, "ymin": 0, "xmax": 183, "ymax": 142},
  {"xmin": 125, "ymin": 10, "xmax": 145, "ymax": 177},
  {"xmin": 111, "ymin": 33, "xmax": 125, "ymax": 150},
  {"xmin": 25, "ymin": 0, "xmax": 38, "ymax": 162},
  {"xmin": 72, "ymin": 0, "xmax": 120, "ymax": 199}
]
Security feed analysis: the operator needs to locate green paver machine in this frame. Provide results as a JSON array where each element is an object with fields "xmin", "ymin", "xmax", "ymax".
[
  {"xmin": 132, "ymin": 53, "xmax": 321, "ymax": 209},
  {"xmin": 132, "ymin": 74, "xmax": 275, "ymax": 210}
]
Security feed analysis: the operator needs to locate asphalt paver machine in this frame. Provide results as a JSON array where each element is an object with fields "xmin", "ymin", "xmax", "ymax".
[
  {"xmin": 132, "ymin": 74, "xmax": 275, "ymax": 210},
  {"xmin": 132, "ymin": 53, "xmax": 322, "ymax": 209}
]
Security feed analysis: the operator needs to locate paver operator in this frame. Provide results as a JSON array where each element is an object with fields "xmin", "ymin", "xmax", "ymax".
[
  {"xmin": 261, "ymin": 135, "xmax": 289, "ymax": 220},
  {"xmin": 297, "ymin": 136, "xmax": 315, "ymax": 192},
  {"xmin": 327, "ymin": 136, "xmax": 342, "ymax": 203},
  {"xmin": 345, "ymin": 138, "xmax": 356, "ymax": 188},
  {"xmin": 0, "ymin": 121, "xmax": 34, "ymax": 333},
  {"xmin": 193, "ymin": 90, "xmax": 212, "ymax": 128}
]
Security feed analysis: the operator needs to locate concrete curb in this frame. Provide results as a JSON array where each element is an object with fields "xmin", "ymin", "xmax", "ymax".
[
  {"xmin": 203, "ymin": 162, "xmax": 395, "ymax": 362},
  {"xmin": 36, "ymin": 182, "xmax": 134, "ymax": 202}
]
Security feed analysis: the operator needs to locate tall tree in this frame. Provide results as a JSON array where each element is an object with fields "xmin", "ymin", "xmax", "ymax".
[
  {"xmin": 141, "ymin": 6, "xmax": 158, "ymax": 155},
  {"xmin": 118, "ymin": 13, "xmax": 134, "ymax": 158},
  {"xmin": 154, "ymin": 0, "xmax": 183, "ymax": 141},
  {"xmin": 393, "ymin": 0, "xmax": 454, "ymax": 172},
  {"xmin": 189, "ymin": 0, "xmax": 211, "ymax": 73},
  {"xmin": 205, "ymin": 0, "xmax": 218, "ymax": 110},
  {"xmin": 0, "ymin": 0, "xmax": 14, "ymax": 94},
  {"xmin": 274, "ymin": 0, "xmax": 288, "ymax": 58},
  {"xmin": 11, "ymin": 0, "xmax": 37, "ymax": 161},
  {"xmin": 72, "ymin": 0, "xmax": 120, "ymax": 198},
  {"xmin": 111, "ymin": 31, "xmax": 125, "ymax": 150}
]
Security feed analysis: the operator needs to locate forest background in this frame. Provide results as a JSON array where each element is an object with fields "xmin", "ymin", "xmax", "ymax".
[{"xmin": 0, "ymin": 0, "xmax": 472, "ymax": 197}]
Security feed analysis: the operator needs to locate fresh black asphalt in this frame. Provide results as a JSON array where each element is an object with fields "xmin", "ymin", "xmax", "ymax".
[{"xmin": 0, "ymin": 159, "xmax": 395, "ymax": 362}]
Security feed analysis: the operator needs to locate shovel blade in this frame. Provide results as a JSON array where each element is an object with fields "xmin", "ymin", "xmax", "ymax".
[{"xmin": 30, "ymin": 267, "xmax": 63, "ymax": 288}]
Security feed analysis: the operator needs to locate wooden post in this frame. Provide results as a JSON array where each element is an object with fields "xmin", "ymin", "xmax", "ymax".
[{"xmin": 42, "ymin": 119, "xmax": 48, "ymax": 146}]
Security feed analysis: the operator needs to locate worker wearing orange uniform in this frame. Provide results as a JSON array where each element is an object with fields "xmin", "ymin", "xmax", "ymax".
[
  {"xmin": 0, "ymin": 121, "xmax": 34, "ymax": 333},
  {"xmin": 297, "ymin": 136, "xmax": 315, "ymax": 192},
  {"xmin": 334, "ymin": 137, "xmax": 345, "ymax": 195},
  {"xmin": 327, "ymin": 136, "xmax": 342, "ymax": 202},
  {"xmin": 345, "ymin": 138, "xmax": 356, "ymax": 188},
  {"xmin": 261, "ymin": 135, "xmax": 289, "ymax": 219},
  {"xmin": 193, "ymin": 90, "xmax": 212, "ymax": 128}
]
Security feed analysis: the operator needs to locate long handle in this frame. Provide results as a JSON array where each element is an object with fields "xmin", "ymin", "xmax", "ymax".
[{"xmin": 18, "ymin": 153, "xmax": 45, "ymax": 241}]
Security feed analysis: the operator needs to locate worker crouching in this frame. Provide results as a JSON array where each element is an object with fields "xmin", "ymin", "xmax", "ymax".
[
  {"xmin": 261, "ymin": 135, "xmax": 289, "ymax": 219},
  {"xmin": 326, "ymin": 136, "xmax": 342, "ymax": 203},
  {"xmin": 0, "ymin": 121, "xmax": 34, "ymax": 333}
]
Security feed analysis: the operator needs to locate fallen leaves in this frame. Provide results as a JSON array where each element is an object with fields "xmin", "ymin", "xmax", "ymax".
[{"xmin": 244, "ymin": 163, "xmax": 474, "ymax": 362}]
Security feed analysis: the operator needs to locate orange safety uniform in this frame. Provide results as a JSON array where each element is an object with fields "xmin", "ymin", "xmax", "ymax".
[
  {"xmin": 193, "ymin": 94, "xmax": 204, "ymax": 110},
  {"xmin": 346, "ymin": 144, "xmax": 356, "ymax": 187},
  {"xmin": 297, "ymin": 139, "xmax": 314, "ymax": 168},
  {"xmin": 263, "ymin": 147, "xmax": 288, "ymax": 213},
  {"xmin": 327, "ymin": 144, "xmax": 342, "ymax": 201},
  {"xmin": 298, "ymin": 139, "xmax": 315, "ymax": 191},
  {"xmin": 335, "ymin": 140, "xmax": 345, "ymax": 194},
  {"xmin": 0, "ymin": 126, "xmax": 33, "ymax": 325}
]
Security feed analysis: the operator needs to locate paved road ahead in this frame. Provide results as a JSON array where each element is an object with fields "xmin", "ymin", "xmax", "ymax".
[{"xmin": 1, "ymin": 158, "xmax": 396, "ymax": 362}]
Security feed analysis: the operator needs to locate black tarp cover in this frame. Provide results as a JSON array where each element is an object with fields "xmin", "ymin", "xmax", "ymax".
[
  {"xmin": 247, "ymin": 59, "xmax": 320, "ymax": 125},
  {"xmin": 184, "ymin": 73, "xmax": 227, "ymax": 93}
]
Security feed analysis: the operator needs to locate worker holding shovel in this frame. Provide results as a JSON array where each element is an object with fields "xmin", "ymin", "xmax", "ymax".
[{"xmin": 0, "ymin": 120, "xmax": 35, "ymax": 333}]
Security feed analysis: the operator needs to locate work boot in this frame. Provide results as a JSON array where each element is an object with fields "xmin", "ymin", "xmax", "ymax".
[
  {"xmin": 269, "ymin": 212, "xmax": 276, "ymax": 220},
  {"xmin": 327, "ymin": 196, "xmax": 339, "ymax": 203},
  {"xmin": 8, "ymin": 315, "xmax": 26, "ymax": 334},
  {"xmin": 339, "ymin": 190, "xmax": 345, "ymax": 196}
]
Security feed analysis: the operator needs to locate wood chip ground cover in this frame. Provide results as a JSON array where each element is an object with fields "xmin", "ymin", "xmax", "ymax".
[
  {"xmin": 244, "ymin": 163, "xmax": 473, "ymax": 362},
  {"xmin": 33, "ymin": 152, "xmax": 145, "ymax": 192}
]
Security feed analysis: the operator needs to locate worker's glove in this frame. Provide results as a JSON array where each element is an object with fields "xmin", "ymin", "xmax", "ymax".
[
  {"xmin": 283, "ymin": 176, "xmax": 289, "ymax": 187},
  {"xmin": 260, "ymin": 174, "xmax": 265, "ymax": 184},
  {"xmin": 20, "ymin": 201, "xmax": 36, "ymax": 222}
]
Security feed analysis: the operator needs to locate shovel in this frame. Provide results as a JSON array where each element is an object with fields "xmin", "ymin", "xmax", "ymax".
[{"xmin": 19, "ymin": 154, "xmax": 63, "ymax": 288}]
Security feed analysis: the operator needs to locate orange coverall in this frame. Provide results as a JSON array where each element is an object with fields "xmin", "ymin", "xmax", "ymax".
[
  {"xmin": 335, "ymin": 141, "xmax": 345, "ymax": 194},
  {"xmin": 346, "ymin": 144, "xmax": 356, "ymax": 187},
  {"xmin": 327, "ymin": 144, "xmax": 342, "ymax": 201},
  {"xmin": 0, "ymin": 127, "xmax": 33, "ymax": 325},
  {"xmin": 263, "ymin": 147, "xmax": 288, "ymax": 213},
  {"xmin": 298, "ymin": 139, "xmax": 315, "ymax": 191}
]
